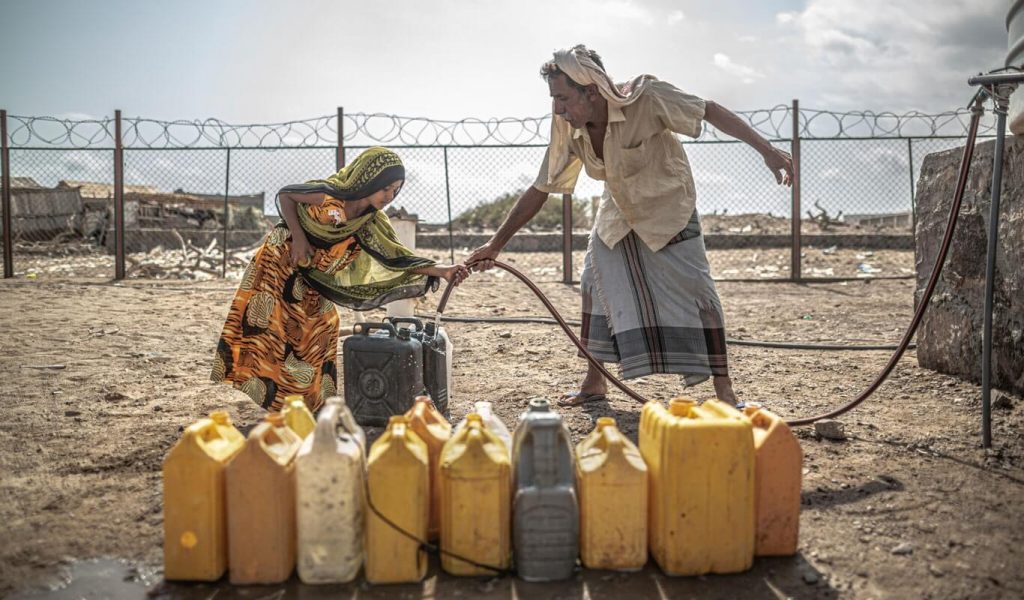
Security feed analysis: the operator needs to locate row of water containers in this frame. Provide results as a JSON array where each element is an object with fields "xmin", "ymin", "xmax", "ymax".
[{"xmin": 163, "ymin": 394, "xmax": 802, "ymax": 584}]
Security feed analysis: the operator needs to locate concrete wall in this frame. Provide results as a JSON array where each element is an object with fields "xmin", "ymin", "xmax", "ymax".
[
  {"xmin": 415, "ymin": 232, "xmax": 914, "ymax": 252},
  {"xmin": 915, "ymin": 136, "xmax": 1023, "ymax": 394}
]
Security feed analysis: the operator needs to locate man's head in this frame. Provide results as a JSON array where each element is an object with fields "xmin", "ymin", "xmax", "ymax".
[{"xmin": 540, "ymin": 45, "xmax": 608, "ymax": 129}]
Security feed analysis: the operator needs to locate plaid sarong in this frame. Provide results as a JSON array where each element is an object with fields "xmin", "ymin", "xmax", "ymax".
[{"xmin": 579, "ymin": 210, "xmax": 729, "ymax": 385}]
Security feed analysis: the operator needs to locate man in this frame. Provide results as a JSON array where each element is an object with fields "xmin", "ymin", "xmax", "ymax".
[{"xmin": 467, "ymin": 45, "xmax": 793, "ymax": 407}]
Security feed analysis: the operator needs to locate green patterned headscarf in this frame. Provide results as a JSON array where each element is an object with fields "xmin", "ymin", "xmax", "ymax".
[
  {"xmin": 305, "ymin": 146, "xmax": 406, "ymax": 200},
  {"xmin": 275, "ymin": 147, "xmax": 438, "ymax": 311}
]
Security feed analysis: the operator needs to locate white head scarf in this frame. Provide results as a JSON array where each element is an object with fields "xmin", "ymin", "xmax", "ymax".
[{"xmin": 545, "ymin": 45, "xmax": 657, "ymax": 184}]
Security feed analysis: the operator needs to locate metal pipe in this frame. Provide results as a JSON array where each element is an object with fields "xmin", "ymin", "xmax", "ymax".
[
  {"xmin": 562, "ymin": 193, "xmax": 573, "ymax": 284},
  {"xmin": 791, "ymin": 99, "xmax": 802, "ymax": 281},
  {"xmin": 981, "ymin": 101, "xmax": 1008, "ymax": 448},
  {"xmin": 1, "ymin": 109, "xmax": 12, "ymax": 279},
  {"xmin": 114, "ymin": 110, "xmax": 125, "ymax": 280},
  {"xmin": 222, "ymin": 147, "xmax": 231, "ymax": 278},
  {"xmin": 443, "ymin": 146, "xmax": 454, "ymax": 264},
  {"xmin": 967, "ymin": 72, "xmax": 1024, "ymax": 86}
]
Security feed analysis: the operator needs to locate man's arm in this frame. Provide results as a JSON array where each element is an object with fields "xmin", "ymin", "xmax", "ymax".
[
  {"xmin": 703, "ymin": 101, "xmax": 794, "ymax": 186},
  {"xmin": 466, "ymin": 186, "xmax": 549, "ymax": 271}
]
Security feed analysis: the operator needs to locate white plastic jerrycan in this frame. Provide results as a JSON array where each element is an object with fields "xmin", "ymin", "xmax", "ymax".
[{"xmin": 295, "ymin": 397, "xmax": 366, "ymax": 584}]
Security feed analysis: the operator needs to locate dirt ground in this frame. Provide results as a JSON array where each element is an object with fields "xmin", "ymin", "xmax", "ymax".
[{"xmin": 1, "ymin": 249, "xmax": 1022, "ymax": 599}]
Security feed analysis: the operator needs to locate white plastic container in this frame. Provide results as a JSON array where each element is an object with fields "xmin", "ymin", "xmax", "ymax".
[
  {"xmin": 295, "ymin": 398, "xmax": 366, "ymax": 584},
  {"xmin": 454, "ymin": 401, "xmax": 512, "ymax": 456},
  {"xmin": 326, "ymin": 395, "xmax": 366, "ymax": 452}
]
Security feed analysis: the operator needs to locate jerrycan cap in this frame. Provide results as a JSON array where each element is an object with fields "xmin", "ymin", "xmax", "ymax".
[
  {"xmin": 209, "ymin": 410, "xmax": 231, "ymax": 425},
  {"xmin": 528, "ymin": 398, "xmax": 552, "ymax": 412},
  {"xmin": 414, "ymin": 395, "xmax": 434, "ymax": 408},
  {"xmin": 595, "ymin": 416, "xmax": 617, "ymax": 430},
  {"xmin": 265, "ymin": 412, "xmax": 285, "ymax": 427},
  {"xmin": 465, "ymin": 413, "xmax": 484, "ymax": 425},
  {"xmin": 387, "ymin": 414, "xmax": 410, "ymax": 427},
  {"xmin": 668, "ymin": 397, "xmax": 698, "ymax": 417}
]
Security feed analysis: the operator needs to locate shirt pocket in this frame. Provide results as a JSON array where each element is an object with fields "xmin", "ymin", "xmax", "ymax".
[{"xmin": 618, "ymin": 137, "xmax": 650, "ymax": 179}]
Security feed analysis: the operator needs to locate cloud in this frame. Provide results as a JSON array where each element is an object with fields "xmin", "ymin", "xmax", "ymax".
[
  {"xmin": 667, "ymin": 10, "xmax": 685, "ymax": 25},
  {"xmin": 774, "ymin": 0, "xmax": 1005, "ymax": 111},
  {"xmin": 598, "ymin": 1, "xmax": 656, "ymax": 27},
  {"xmin": 712, "ymin": 53, "xmax": 765, "ymax": 84}
]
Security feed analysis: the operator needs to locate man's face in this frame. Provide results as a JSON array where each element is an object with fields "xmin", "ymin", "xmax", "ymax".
[{"xmin": 549, "ymin": 74, "xmax": 596, "ymax": 129}]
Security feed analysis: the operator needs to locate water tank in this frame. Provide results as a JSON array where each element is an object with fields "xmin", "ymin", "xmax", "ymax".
[{"xmin": 1009, "ymin": 0, "xmax": 1024, "ymax": 133}]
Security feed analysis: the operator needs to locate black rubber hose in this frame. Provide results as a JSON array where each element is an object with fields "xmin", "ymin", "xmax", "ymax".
[{"xmin": 416, "ymin": 313, "xmax": 915, "ymax": 351}]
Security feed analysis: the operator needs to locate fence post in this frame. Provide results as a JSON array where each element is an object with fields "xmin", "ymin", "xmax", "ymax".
[
  {"xmin": 790, "ymin": 99, "xmax": 802, "ymax": 282},
  {"xmin": 443, "ymin": 146, "xmax": 454, "ymax": 264},
  {"xmin": 114, "ymin": 109, "xmax": 125, "ymax": 280},
  {"xmin": 562, "ymin": 193, "xmax": 573, "ymax": 284},
  {"xmin": 222, "ymin": 147, "xmax": 231, "ymax": 277},
  {"xmin": 1, "ymin": 109, "xmax": 12, "ymax": 279},
  {"xmin": 336, "ymin": 106, "xmax": 345, "ymax": 170},
  {"xmin": 907, "ymin": 138, "xmax": 916, "ymax": 232}
]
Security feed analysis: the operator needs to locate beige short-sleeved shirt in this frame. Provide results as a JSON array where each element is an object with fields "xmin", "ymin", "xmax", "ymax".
[{"xmin": 533, "ymin": 79, "xmax": 706, "ymax": 252}]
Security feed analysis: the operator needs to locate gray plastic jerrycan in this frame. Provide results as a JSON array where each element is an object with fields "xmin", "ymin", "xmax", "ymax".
[{"xmin": 511, "ymin": 398, "xmax": 579, "ymax": 581}]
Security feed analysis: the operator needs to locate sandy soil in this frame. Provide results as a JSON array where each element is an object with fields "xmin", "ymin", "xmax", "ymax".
[{"xmin": 1, "ymin": 249, "xmax": 1022, "ymax": 599}]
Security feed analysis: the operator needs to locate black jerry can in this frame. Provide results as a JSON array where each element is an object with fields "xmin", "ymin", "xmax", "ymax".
[
  {"xmin": 343, "ymin": 322, "xmax": 424, "ymax": 427},
  {"xmin": 386, "ymin": 317, "xmax": 451, "ymax": 418}
]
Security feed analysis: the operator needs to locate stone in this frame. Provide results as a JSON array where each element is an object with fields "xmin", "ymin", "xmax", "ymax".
[
  {"xmin": 814, "ymin": 419, "xmax": 847, "ymax": 441},
  {"xmin": 915, "ymin": 136, "xmax": 1023, "ymax": 395},
  {"xmin": 891, "ymin": 542, "xmax": 914, "ymax": 555},
  {"xmin": 992, "ymin": 390, "xmax": 1014, "ymax": 410},
  {"xmin": 802, "ymin": 571, "xmax": 821, "ymax": 585}
]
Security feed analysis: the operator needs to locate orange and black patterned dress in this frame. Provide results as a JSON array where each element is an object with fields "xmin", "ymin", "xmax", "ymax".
[{"xmin": 211, "ymin": 197, "xmax": 360, "ymax": 412}]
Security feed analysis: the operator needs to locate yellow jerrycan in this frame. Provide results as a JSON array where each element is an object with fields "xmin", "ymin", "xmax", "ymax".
[
  {"xmin": 162, "ymin": 411, "xmax": 244, "ymax": 581},
  {"xmin": 575, "ymin": 416, "xmax": 648, "ymax": 571},
  {"xmin": 639, "ymin": 398, "xmax": 755, "ymax": 576},
  {"xmin": 225, "ymin": 413, "xmax": 302, "ymax": 585},
  {"xmin": 295, "ymin": 398, "xmax": 366, "ymax": 584},
  {"xmin": 282, "ymin": 394, "xmax": 316, "ymax": 439},
  {"xmin": 744, "ymin": 404, "xmax": 803, "ymax": 556},
  {"xmin": 439, "ymin": 413, "xmax": 511, "ymax": 576},
  {"xmin": 403, "ymin": 395, "xmax": 452, "ymax": 541},
  {"xmin": 365, "ymin": 415, "xmax": 430, "ymax": 584}
]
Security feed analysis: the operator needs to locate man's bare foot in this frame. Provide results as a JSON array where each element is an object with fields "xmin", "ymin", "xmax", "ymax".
[
  {"xmin": 713, "ymin": 375, "xmax": 739, "ymax": 406},
  {"xmin": 559, "ymin": 363, "xmax": 608, "ymax": 407}
]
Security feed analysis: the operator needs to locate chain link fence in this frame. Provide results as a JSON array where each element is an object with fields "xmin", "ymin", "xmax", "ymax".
[{"xmin": 1, "ymin": 106, "xmax": 997, "ymax": 282}]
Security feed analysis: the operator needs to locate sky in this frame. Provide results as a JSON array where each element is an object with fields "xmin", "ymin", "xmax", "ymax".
[
  {"xmin": 0, "ymin": 0, "xmax": 1011, "ymax": 224},
  {"xmin": 0, "ymin": 0, "xmax": 1009, "ymax": 124}
]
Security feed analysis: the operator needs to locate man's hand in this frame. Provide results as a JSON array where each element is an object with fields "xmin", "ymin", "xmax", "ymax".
[
  {"xmin": 467, "ymin": 242, "xmax": 501, "ymax": 272},
  {"xmin": 763, "ymin": 146, "xmax": 794, "ymax": 186}
]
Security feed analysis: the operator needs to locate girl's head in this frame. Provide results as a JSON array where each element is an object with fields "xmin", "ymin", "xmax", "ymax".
[
  {"xmin": 317, "ymin": 146, "xmax": 405, "ymax": 207},
  {"xmin": 364, "ymin": 179, "xmax": 404, "ymax": 211}
]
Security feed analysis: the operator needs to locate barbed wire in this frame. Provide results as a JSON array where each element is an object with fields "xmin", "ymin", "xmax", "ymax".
[{"xmin": 5, "ymin": 106, "xmax": 997, "ymax": 149}]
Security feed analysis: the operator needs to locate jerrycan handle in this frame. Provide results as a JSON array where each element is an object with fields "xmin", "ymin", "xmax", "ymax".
[
  {"xmin": 354, "ymin": 322, "xmax": 397, "ymax": 337},
  {"xmin": 386, "ymin": 316, "xmax": 424, "ymax": 332},
  {"xmin": 312, "ymin": 401, "xmax": 341, "ymax": 452},
  {"xmin": 190, "ymin": 418, "xmax": 226, "ymax": 446},
  {"xmin": 599, "ymin": 421, "xmax": 630, "ymax": 458}
]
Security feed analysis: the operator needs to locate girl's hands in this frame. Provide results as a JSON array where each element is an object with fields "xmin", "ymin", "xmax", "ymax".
[
  {"xmin": 439, "ymin": 264, "xmax": 470, "ymax": 286},
  {"xmin": 290, "ymin": 231, "xmax": 313, "ymax": 267}
]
